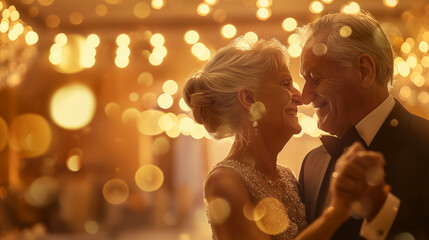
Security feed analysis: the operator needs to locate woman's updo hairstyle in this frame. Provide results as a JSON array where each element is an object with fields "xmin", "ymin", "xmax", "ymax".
[{"xmin": 183, "ymin": 37, "xmax": 289, "ymax": 138}]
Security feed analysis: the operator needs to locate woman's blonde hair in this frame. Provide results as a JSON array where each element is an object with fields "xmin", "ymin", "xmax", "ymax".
[{"xmin": 182, "ymin": 37, "xmax": 289, "ymax": 139}]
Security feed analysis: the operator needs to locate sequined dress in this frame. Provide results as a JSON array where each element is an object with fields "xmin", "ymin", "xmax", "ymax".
[{"xmin": 205, "ymin": 159, "xmax": 307, "ymax": 240}]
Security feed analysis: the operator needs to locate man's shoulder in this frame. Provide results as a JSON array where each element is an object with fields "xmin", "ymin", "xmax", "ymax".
[{"xmin": 303, "ymin": 144, "xmax": 329, "ymax": 164}]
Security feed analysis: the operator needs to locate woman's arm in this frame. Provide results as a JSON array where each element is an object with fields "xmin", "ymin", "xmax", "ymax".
[{"xmin": 204, "ymin": 167, "xmax": 271, "ymax": 240}]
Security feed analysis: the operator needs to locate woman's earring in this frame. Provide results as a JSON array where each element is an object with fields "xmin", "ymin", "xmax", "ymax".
[{"xmin": 253, "ymin": 120, "xmax": 258, "ymax": 136}]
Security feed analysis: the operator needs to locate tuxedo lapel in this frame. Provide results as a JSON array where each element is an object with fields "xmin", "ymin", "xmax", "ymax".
[{"xmin": 303, "ymin": 146, "xmax": 331, "ymax": 222}]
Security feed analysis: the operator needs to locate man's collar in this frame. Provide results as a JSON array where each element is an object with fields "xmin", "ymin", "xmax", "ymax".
[{"xmin": 355, "ymin": 95, "xmax": 395, "ymax": 146}]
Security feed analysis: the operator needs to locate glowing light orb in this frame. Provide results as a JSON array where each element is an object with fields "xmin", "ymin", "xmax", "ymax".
[
  {"xmin": 50, "ymin": 83, "xmax": 96, "ymax": 130},
  {"xmin": 255, "ymin": 197, "xmax": 289, "ymax": 235},
  {"xmin": 149, "ymin": 53, "xmax": 163, "ymax": 66},
  {"xmin": 137, "ymin": 72, "xmax": 154, "ymax": 86},
  {"xmin": 162, "ymin": 80, "xmax": 178, "ymax": 95},
  {"xmin": 24, "ymin": 176, "xmax": 59, "ymax": 207},
  {"xmin": 152, "ymin": 136, "xmax": 170, "ymax": 156},
  {"xmin": 288, "ymin": 33, "xmax": 301, "ymax": 45},
  {"xmin": 85, "ymin": 220, "xmax": 99, "ymax": 234},
  {"xmin": 66, "ymin": 154, "xmax": 81, "ymax": 172},
  {"xmin": 25, "ymin": 31, "xmax": 39, "ymax": 45},
  {"xmin": 0, "ymin": 117, "xmax": 7, "ymax": 152},
  {"xmin": 397, "ymin": 61, "xmax": 410, "ymax": 77},
  {"xmin": 134, "ymin": 2, "xmax": 151, "ymax": 19},
  {"xmin": 282, "ymin": 18, "xmax": 297, "ymax": 32},
  {"xmin": 312, "ymin": 43, "xmax": 328, "ymax": 56},
  {"xmin": 142, "ymin": 92, "xmax": 158, "ymax": 109},
  {"xmin": 383, "ymin": 0, "xmax": 398, "ymax": 8},
  {"xmin": 116, "ymin": 34, "xmax": 130, "ymax": 46},
  {"xmin": 135, "ymin": 164, "xmax": 164, "ymax": 192},
  {"xmin": 243, "ymin": 32, "xmax": 258, "ymax": 43},
  {"xmin": 151, "ymin": 0, "xmax": 164, "ymax": 9},
  {"xmin": 419, "ymin": 41, "xmax": 428, "ymax": 53},
  {"xmin": 51, "ymin": 34, "xmax": 92, "ymax": 73},
  {"xmin": 309, "ymin": 1, "xmax": 324, "ymax": 14},
  {"xmin": 339, "ymin": 25, "xmax": 352, "ymax": 37},
  {"xmin": 180, "ymin": 117, "xmax": 195, "ymax": 133},
  {"xmin": 165, "ymin": 123, "xmax": 181, "ymax": 138},
  {"xmin": 221, "ymin": 24, "xmax": 237, "ymax": 39},
  {"xmin": 243, "ymin": 202, "xmax": 265, "ymax": 221},
  {"xmin": 69, "ymin": 12, "xmax": 83, "ymax": 25},
  {"xmin": 191, "ymin": 124, "xmax": 205, "ymax": 139},
  {"xmin": 249, "ymin": 102, "xmax": 266, "ymax": 121},
  {"xmin": 105, "ymin": 102, "xmax": 121, "ymax": 119},
  {"xmin": 95, "ymin": 4, "xmax": 108, "ymax": 16},
  {"xmin": 288, "ymin": 44, "xmax": 302, "ymax": 58},
  {"xmin": 138, "ymin": 109, "xmax": 164, "ymax": 136},
  {"xmin": 9, "ymin": 114, "xmax": 51, "ymax": 158},
  {"xmin": 158, "ymin": 93, "xmax": 174, "ymax": 109},
  {"xmin": 179, "ymin": 98, "xmax": 191, "ymax": 112},
  {"xmin": 206, "ymin": 197, "xmax": 231, "ymax": 224},
  {"xmin": 366, "ymin": 166, "xmax": 384, "ymax": 186},
  {"xmin": 197, "ymin": 3, "xmax": 210, "ymax": 16},
  {"xmin": 46, "ymin": 14, "xmax": 60, "ymax": 28},
  {"xmin": 103, "ymin": 179, "xmax": 129, "ymax": 205},
  {"xmin": 418, "ymin": 91, "xmax": 429, "ymax": 104},
  {"xmin": 256, "ymin": 8, "xmax": 271, "ymax": 21},
  {"xmin": 399, "ymin": 86, "xmax": 411, "ymax": 100},
  {"xmin": 256, "ymin": 0, "xmax": 272, "ymax": 8},
  {"xmin": 150, "ymin": 33, "xmax": 165, "ymax": 47},
  {"xmin": 342, "ymin": 2, "xmax": 360, "ymax": 14},
  {"xmin": 122, "ymin": 108, "xmax": 140, "ymax": 127},
  {"xmin": 184, "ymin": 30, "xmax": 199, "ymax": 44}
]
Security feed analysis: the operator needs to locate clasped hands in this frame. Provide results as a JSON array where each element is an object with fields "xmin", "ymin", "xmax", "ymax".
[{"xmin": 329, "ymin": 142, "xmax": 389, "ymax": 222}]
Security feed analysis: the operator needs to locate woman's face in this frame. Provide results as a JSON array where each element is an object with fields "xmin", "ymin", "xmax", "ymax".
[{"xmin": 252, "ymin": 64, "xmax": 302, "ymax": 143}]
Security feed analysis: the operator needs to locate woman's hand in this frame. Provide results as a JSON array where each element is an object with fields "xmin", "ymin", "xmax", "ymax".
[{"xmin": 330, "ymin": 142, "xmax": 388, "ymax": 220}]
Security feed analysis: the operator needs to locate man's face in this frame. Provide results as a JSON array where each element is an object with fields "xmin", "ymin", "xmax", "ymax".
[{"xmin": 300, "ymin": 41, "xmax": 362, "ymax": 136}]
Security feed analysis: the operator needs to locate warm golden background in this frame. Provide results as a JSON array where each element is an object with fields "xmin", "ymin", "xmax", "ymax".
[{"xmin": 0, "ymin": 0, "xmax": 428, "ymax": 239}]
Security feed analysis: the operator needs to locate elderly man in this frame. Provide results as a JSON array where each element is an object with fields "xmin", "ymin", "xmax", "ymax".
[{"xmin": 298, "ymin": 11, "xmax": 429, "ymax": 240}]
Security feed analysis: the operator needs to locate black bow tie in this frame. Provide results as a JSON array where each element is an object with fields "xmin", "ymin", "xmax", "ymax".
[{"xmin": 320, "ymin": 126, "xmax": 368, "ymax": 159}]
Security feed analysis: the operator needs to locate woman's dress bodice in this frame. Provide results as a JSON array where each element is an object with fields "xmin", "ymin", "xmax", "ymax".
[{"xmin": 205, "ymin": 159, "xmax": 307, "ymax": 240}]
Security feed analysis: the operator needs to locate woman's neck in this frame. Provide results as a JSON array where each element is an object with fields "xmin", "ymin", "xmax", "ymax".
[{"xmin": 227, "ymin": 132, "xmax": 288, "ymax": 180}]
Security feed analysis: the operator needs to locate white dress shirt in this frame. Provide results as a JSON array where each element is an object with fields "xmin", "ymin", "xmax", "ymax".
[{"xmin": 355, "ymin": 94, "xmax": 401, "ymax": 240}]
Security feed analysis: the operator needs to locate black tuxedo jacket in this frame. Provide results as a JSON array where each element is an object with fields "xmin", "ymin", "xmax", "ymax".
[{"xmin": 299, "ymin": 100, "xmax": 429, "ymax": 240}]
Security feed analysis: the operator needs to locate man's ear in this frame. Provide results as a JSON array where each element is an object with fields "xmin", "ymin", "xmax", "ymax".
[
  {"xmin": 356, "ymin": 54, "xmax": 376, "ymax": 88},
  {"xmin": 237, "ymin": 88, "xmax": 255, "ymax": 111}
]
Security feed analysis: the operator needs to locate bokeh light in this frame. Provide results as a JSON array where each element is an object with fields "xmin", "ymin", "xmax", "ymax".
[
  {"xmin": 383, "ymin": 0, "xmax": 399, "ymax": 8},
  {"xmin": 197, "ymin": 3, "xmax": 211, "ymax": 16},
  {"xmin": 205, "ymin": 197, "xmax": 231, "ymax": 224},
  {"xmin": 9, "ymin": 114, "xmax": 52, "ymax": 158},
  {"xmin": 24, "ymin": 176, "xmax": 59, "ymax": 207},
  {"xmin": 309, "ymin": 1, "xmax": 324, "ymax": 14},
  {"xmin": 50, "ymin": 83, "xmax": 96, "ymax": 130},
  {"xmin": 134, "ymin": 2, "xmax": 151, "ymax": 19},
  {"xmin": 256, "ymin": 8, "xmax": 271, "ymax": 21},
  {"xmin": 138, "ymin": 109, "xmax": 165, "ymax": 135},
  {"xmin": 158, "ymin": 93, "xmax": 174, "ymax": 109},
  {"xmin": 162, "ymin": 80, "xmax": 178, "ymax": 95},
  {"xmin": 85, "ymin": 220, "xmax": 100, "ymax": 234},
  {"xmin": 282, "ymin": 18, "xmax": 297, "ymax": 32},
  {"xmin": 0, "ymin": 117, "xmax": 8, "ymax": 152},
  {"xmin": 135, "ymin": 164, "xmax": 164, "ymax": 192},
  {"xmin": 221, "ymin": 24, "xmax": 237, "ymax": 39},
  {"xmin": 184, "ymin": 30, "xmax": 199, "ymax": 44},
  {"xmin": 103, "ymin": 179, "xmax": 130, "ymax": 205},
  {"xmin": 152, "ymin": 136, "xmax": 170, "ymax": 156},
  {"xmin": 255, "ymin": 197, "xmax": 289, "ymax": 235}
]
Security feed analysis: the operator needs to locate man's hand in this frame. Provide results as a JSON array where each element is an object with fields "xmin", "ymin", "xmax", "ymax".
[{"xmin": 330, "ymin": 142, "xmax": 389, "ymax": 221}]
